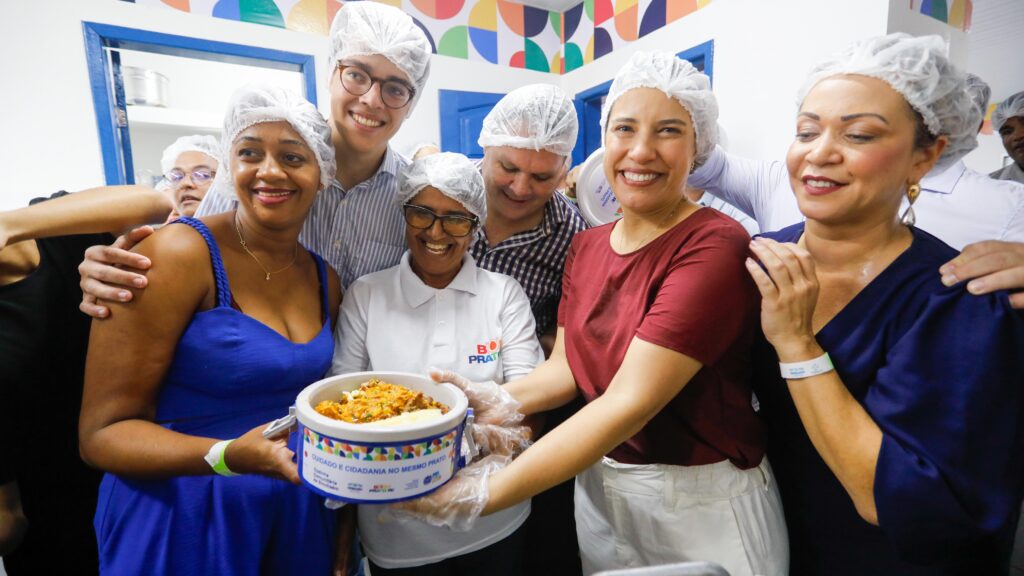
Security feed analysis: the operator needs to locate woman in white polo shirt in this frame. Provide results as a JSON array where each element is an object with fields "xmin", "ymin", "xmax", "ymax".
[{"xmin": 330, "ymin": 152, "xmax": 544, "ymax": 575}]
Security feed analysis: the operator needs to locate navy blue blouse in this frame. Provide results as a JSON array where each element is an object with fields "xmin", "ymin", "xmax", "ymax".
[{"xmin": 756, "ymin": 223, "xmax": 1024, "ymax": 575}]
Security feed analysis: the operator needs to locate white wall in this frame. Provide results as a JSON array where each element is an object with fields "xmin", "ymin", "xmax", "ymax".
[
  {"xmin": 0, "ymin": 0, "xmax": 330, "ymax": 211},
  {"xmin": 3, "ymin": 0, "xmax": 1020, "ymax": 211},
  {"xmin": 561, "ymin": 0, "xmax": 891, "ymax": 165},
  {"xmin": 962, "ymin": 0, "xmax": 1024, "ymax": 174},
  {"xmin": 0, "ymin": 0, "xmax": 556, "ymax": 211},
  {"xmin": 391, "ymin": 54, "xmax": 559, "ymax": 157}
]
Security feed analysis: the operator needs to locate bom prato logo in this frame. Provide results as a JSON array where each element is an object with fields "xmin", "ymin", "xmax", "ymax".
[{"xmin": 468, "ymin": 339, "xmax": 502, "ymax": 364}]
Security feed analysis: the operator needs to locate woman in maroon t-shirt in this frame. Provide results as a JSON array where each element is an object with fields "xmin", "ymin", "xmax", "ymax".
[{"xmin": 399, "ymin": 51, "xmax": 788, "ymax": 576}]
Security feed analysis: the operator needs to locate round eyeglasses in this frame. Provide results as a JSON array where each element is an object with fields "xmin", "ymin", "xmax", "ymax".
[
  {"xmin": 403, "ymin": 203, "xmax": 478, "ymax": 237},
  {"xmin": 338, "ymin": 65, "xmax": 415, "ymax": 110},
  {"xmin": 164, "ymin": 167, "xmax": 215, "ymax": 186}
]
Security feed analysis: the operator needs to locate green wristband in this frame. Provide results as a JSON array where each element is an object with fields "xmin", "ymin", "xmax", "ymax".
[{"xmin": 204, "ymin": 439, "xmax": 240, "ymax": 477}]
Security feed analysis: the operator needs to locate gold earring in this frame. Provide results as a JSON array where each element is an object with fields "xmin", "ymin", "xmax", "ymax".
[{"xmin": 900, "ymin": 182, "xmax": 921, "ymax": 226}]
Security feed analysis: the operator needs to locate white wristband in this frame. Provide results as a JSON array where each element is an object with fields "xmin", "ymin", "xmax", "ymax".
[{"xmin": 779, "ymin": 353, "xmax": 834, "ymax": 379}]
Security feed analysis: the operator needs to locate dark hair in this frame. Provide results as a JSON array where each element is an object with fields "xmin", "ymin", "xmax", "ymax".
[{"xmin": 907, "ymin": 103, "xmax": 939, "ymax": 150}]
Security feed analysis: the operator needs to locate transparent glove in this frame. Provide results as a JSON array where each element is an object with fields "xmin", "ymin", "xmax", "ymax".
[
  {"xmin": 471, "ymin": 422, "xmax": 531, "ymax": 458},
  {"xmin": 390, "ymin": 454, "xmax": 509, "ymax": 532},
  {"xmin": 429, "ymin": 369, "xmax": 524, "ymax": 427}
]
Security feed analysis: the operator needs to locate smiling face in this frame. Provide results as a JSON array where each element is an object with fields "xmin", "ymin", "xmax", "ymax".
[
  {"xmin": 330, "ymin": 54, "xmax": 413, "ymax": 158},
  {"xmin": 999, "ymin": 116, "xmax": 1024, "ymax": 169},
  {"xmin": 405, "ymin": 186, "xmax": 476, "ymax": 289},
  {"xmin": 230, "ymin": 121, "xmax": 322, "ymax": 230},
  {"xmin": 602, "ymin": 87, "xmax": 696, "ymax": 216},
  {"xmin": 481, "ymin": 146, "xmax": 567, "ymax": 230},
  {"xmin": 786, "ymin": 75, "xmax": 945, "ymax": 227},
  {"xmin": 169, "ymin": 150, "xmax": 217, "ymax": 217}
]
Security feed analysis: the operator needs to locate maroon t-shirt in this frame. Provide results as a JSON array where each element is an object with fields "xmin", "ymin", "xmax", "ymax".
[{"xmin": 557, "ymin": 208, "xmax": 765, "ymax": 468}]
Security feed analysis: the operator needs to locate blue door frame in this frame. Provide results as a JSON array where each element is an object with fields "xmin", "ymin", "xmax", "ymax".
[
  {"xmin": 82, "ymin": 22, "xmax": 319, "ymax": 185},
  {"xmin": 572, "ymin": 39, "xmax": 715, "ymax": 166}
]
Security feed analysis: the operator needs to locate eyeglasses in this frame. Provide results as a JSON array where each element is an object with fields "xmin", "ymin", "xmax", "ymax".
[
  {"xmin": 164, "ymin": 167, "xmax": 215, "ymax": 186},
  {"xmin": 403, "ymin": 203, "xmax": 478, "ymax": 237},
  {"xmin": 338, "ymin": 65, "xmax": 415, "ymax": 109}
]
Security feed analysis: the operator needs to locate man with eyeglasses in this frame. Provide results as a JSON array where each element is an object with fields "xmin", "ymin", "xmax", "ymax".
[
  {"xmin": 77, "ymin": 1, "xmax": 432, "ymax": 317},
  {"xmin": 155, "ymin": 135, "xmax": 219, "ymax": 220}
]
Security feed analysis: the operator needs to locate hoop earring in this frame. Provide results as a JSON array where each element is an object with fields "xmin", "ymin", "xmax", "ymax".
[{"xmin": 900, "ymin": 182, "xmax": 921, "ymax": 226}]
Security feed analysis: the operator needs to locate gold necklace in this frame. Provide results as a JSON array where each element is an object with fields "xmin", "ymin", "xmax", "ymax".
[
  {"xmin": 621, "ymin": 198, "xmax": 685, "ymax": 252},
  {"xmin": 233, "ymin": 213, "xmax": 299, "ymax": 281}
]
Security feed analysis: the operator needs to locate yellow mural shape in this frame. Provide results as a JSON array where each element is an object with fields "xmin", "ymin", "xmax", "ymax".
[
  {"xmin": 948, "ymin": 0, "xmax": 969, "ymax": 30},
  {"xmin": 469, "ymin": 0, "xmax": 497, "ymax": 30},
  {"xmin": 614, "ymin": 0, "xmax": 637, "ymax": 16},
  {"xmin": 287, "ymin": 0, "xmax": 329, "ymax": 35},
  {"xmin": 585, "ymin": 35, "xmax": 594, "ymax": 64}
]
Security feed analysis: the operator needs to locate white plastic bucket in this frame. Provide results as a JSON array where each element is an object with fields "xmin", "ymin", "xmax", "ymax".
[{"xmin": 295, "ymin": 371, "xmax": 469, "ymax": 504}]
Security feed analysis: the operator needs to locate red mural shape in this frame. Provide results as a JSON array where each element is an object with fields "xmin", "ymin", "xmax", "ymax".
[{"xmin": 593, "ymin": 0, "xmax": 613, "ymax": 26}]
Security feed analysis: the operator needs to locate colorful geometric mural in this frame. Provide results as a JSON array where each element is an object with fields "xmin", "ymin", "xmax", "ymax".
[
  {"xmin": 910, "ymin": 0, "xmax": 973, "ymax": 32},
  {"xmin": 128, "ymin": 0, "xmax": 711, "ymax": 73}
]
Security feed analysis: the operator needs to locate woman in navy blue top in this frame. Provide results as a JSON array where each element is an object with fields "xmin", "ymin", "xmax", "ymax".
[
  {"xmin": 745, "ymin": 34, "xmax": 1024, "ymax": 574},
  {"xmin": 79, "ymin": 86, "xmax": 344, "ymax": 575}
]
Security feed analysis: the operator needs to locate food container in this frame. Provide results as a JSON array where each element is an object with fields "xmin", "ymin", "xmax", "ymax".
[
  {"xmin": 294, "ymin": 371, "xmax": 470, "ymax": 504},
  {"xmin": 122, "ymin": 66, "xmax": 169, "ymax": 107},
  {"xmin": 575, "ymin": 147, "xmax": 622, "ymax": 226}
]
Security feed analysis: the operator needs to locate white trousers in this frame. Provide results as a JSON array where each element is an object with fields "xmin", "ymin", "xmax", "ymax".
[{"xmin": 575, "ymin": 457, "xmax": 789, "ymax": 576}]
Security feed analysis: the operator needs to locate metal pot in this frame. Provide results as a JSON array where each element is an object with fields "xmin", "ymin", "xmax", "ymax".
[{"xmin": 122, "ymin": 66, "xmax": 169, "ymax": 107}]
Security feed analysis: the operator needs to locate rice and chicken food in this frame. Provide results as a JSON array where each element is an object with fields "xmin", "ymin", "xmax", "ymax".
[{"xmin": 314, "ymin": 378, "xmax": 450, "ymax": 427}]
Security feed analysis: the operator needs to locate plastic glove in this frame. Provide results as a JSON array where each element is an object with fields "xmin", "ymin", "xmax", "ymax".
[
  {"xmin": 389, "ymin": 453, "xmax": 509, "ymax": 532},
  {"xmin": 471, "ymin": 423, "xmax": 531, "ymax": 458},
  {"xmin": 430, "ymin": 369, "xmax": 524, "ymax": 427}
]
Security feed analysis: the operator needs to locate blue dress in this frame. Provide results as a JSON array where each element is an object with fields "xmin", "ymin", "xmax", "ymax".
[
  {"xmin": 756, "ymin": 223, "xmax": 1024, "ymax": 575},
  {"xmin": 94, "ymin": 217, "xmax": 338, "ymax": 576}
]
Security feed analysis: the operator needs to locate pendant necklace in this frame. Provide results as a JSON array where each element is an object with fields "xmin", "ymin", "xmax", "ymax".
[{"xmin": 233, "ymin": 213, "xmax": 298, "ymax": 281}]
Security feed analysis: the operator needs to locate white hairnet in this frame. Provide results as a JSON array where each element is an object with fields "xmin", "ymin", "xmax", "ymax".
[
  {"xmin": 601, "ymin": 51, "xmax": 719, "ymax": 165},
  {"xmin": 397, "ymin": 152, "xmax": 486, "ymax": 223},
  {"xmin": 964, "ymin": 73, "xmax": 991, "ymax": 127},
  {"xmin": 214, "ymin": 84, "xmax": 335, "ymax": 200},
  {"xmin": 992, "ymin": 91, "xmax": 1024, "ymax": 132},
  {"xmin": 329, "ymin": 1, "xmax": 432, "ymax": 112},
  {"xmin": 797, "ymin": 33, "xmax": 976, "ymax": 170},
  {"xmin": 160, "ymin": 134, "xmax": 220, "ymax": 175},
  {"xmin": 477, "ymin": 84, "xmax": 578, "ymax": 158}
]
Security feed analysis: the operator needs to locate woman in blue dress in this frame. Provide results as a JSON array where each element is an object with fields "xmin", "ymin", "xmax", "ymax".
[
  {"xmin": 745, "ymin": 34, "xmax": 1024, "ymax": 574},
  {"xmin": 78, "ymin": 85, "xmax": 343, "ymax": 575}
]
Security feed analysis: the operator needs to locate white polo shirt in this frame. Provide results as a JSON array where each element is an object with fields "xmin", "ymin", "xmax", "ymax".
[
  {"xmin": 916, "ymin": 160, "xmax": 1024, "ymax": 249},
  {"xmin": 331, "ymin": 251, "xmax": 543, "ymax": 569}
]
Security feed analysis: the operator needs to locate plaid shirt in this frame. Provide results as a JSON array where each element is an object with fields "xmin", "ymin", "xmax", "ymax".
[{"xmin": 470, "ymin": 193, "xmax": 588, "ymax": 335}]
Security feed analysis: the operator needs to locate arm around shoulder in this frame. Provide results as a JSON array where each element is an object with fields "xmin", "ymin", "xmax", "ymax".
[
  {"xmin": 0, "ymin": 186, "xmax": 172, "ymax": 248},
  {"xmin": 79, "ymin": 223, "xmax": 215, "ymax": 477}
]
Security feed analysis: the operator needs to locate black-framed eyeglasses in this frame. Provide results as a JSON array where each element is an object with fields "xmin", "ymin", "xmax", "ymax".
[
  {"xmin": 164, "ymin": 167, "xmax": 215, "ymax": 186},
  {"xmin": 338, "ymin": 65, "xmax": 415, "ymax": 109},
  {"xmin": 403, "ymin": 203, "xmax": 478, "ymax": 237}
]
